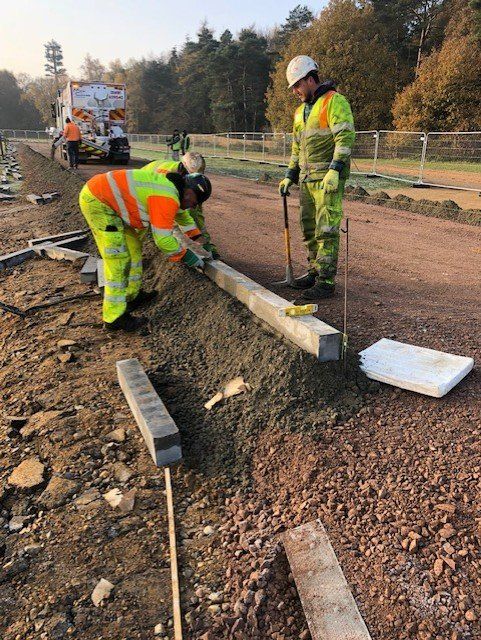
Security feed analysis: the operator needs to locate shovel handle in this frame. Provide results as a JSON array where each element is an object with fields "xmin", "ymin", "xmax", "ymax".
[{"xmin": 282, "ymin": 195, "xmax": 293, "ymax": 266}]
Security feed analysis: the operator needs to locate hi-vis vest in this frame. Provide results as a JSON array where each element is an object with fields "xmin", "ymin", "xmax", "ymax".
[
  {"xmin": 288, "ymin": 90, "xmax": 355, "ymax": 182},
  {"xmin": 87, "ymin": 169, "xmax": 191, "ymax": 260},
  {"xmin": 143, "ymin": 160, "xmax": 180, "ymax": 174}
]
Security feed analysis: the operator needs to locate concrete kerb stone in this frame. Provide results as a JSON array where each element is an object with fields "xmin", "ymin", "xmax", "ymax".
[
  {"xmin": 0, "ymin": 248, "xmax": 35, "ymax": 271},
  {"xmin": 181, "ymin": 245, "xmax": 341, "ymax": 362},
  {"xmin": 283, "ymin": 520, "xmax": 373, "ymax": 640},
  {"xmin": 36, "ymin": 245, "xmax": 90, "ymax": 263},
  {"xmin": 28, "ymin": 230, "xmax": 88, "ymax": 248},
  {"xmin": 116, "ymin": 358, "xmax": 182, "ymax": 467},
  {"xmin": 80, "ymin": 256, "xmax": 98, "ymax": 283}
]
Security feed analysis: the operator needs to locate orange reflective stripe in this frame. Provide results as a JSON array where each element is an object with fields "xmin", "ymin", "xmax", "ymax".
[
  {"xmin": 87, "ymin": 173, "xmax": 118, "ymax": 212},
  {"xmin": 112, "ymin": 171, "xmax": 142, "ymax": 227},
  {"xmin": 155, "ymin": 168, "xmax": 169, "ymax": 174},
  {"xmin": 185, "ymin": 228, "xmax": 201, "ymax": 238},
  {"xmin": 318, "ymin": 90, "xmax": 336, "ymax": 129},
  {"xmin": 148, "ymin": 195, "xmax": 179, "ymax": 229},
  {"xmin": 169, "ymin": 247, "xmax": 187, "ymax": 262}
]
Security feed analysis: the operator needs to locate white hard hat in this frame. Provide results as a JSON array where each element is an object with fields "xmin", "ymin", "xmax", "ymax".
[
  {"xmin": 182, "ymin": 151, "xmax": 206, "ymax": 174},
  {"xmin": 286, "ymin": 55, "xmax": 319, "ymax": 88}
]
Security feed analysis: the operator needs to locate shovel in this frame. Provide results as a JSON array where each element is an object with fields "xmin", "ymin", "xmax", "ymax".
[{"xmin": 272, "ymin": 194, "xmax": 295, "ymax": 286}]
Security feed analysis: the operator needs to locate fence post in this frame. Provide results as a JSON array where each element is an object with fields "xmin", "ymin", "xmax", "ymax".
[
  {"xmin": 262, "ymin": 134, "xmax": 265, "ymax": 162},
  {"xmin": 213, "ymin": 134, "xmax": 217, "ymax": 157},
  {"xmin": 283, "ymin": 134, "xmax": 287, "ymax": 164},
  {"xmin": 243, "ymin": 133, "xmax": 246, "ymax": 160},
  {"xmin": 418, "ymin": 133, "xmax": 428, "ymax": 184},
  {"xmin": 372, "ymin": 131, "xmax": 380, "ymax": 175}
]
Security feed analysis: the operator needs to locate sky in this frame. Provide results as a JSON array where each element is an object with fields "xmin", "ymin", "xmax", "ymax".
[{"xmin": 1, "ymin": 0, "xmax": 326, "ymax": 78}]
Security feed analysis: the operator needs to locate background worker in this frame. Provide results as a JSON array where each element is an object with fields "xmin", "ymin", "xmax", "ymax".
[
  {"xmin": 143, "ymin": 152, "xmax": 219, "ymax": 259},
  {"xmin": 167, "ymin": 129, "xmax": 182, "ymax": 161},
  {"xmin": 279, "ymin": 55, "xmax": 355, "ymax": 300},
  {"xmin": 181, "ymin": 130, "xmax": 191, "ymax": 154},
  {"xmin": 79, "ymin": 168, "xmax": 211, "ymax": 332},
  {"xmin": 61, "ymin": 117, "xmax": 82, "ymax": 169}
]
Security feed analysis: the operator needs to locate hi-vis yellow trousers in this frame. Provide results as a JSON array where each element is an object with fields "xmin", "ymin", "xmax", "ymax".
[{"xmin": 79, "ymin": 184, "xmax": 144, "ymax": 323}]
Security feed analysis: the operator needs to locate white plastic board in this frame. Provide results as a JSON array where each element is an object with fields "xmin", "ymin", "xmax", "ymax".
[{"xmin": 359, "ymin": 338, "xmax": 474, "ymax": 398}]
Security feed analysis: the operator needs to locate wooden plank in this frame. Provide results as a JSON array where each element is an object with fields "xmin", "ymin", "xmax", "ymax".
[
  {"xmin": 359, "ymin": 338, "xmax": 474, "ymax": 397},
  {"xmin": 116, "ymin": 358, "xmax": 182, "ymax": 466},
  {"xmin": 283, "ymin": 520, "xmax": 372, "ymax": 640}
]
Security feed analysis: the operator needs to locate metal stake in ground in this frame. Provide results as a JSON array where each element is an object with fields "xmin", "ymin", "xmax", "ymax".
[
  {"xmin": 272, "ymin": 194, "xmax": 295, "ymax": 286},
  {"xmin": 340, "ymin": 218, "xmax": 349, "ymax": 374},
  {"xmin": 165, "ymin": 466, "xmax": 183, "ymax": 640}
]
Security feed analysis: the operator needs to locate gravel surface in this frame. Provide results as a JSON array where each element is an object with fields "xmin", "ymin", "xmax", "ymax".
[{"xmin": 0, "ymin": 145, "xmax": 479, "ymax": 639}]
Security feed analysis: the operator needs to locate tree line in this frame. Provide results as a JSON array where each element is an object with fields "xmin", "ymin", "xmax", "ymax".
[{"xmin": 1, "ymin": 1, "xmax": 480, "ymax": 133}]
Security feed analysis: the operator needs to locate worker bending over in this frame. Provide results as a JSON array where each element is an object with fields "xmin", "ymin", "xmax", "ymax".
[
  {"xmin": 279, "ymin": 56, "xmax": 355, "ymax": 300},
  {"xmin": 143, "ymin": 152, "xmax": 219, "ymax": 259},
  {"xmin": 79, "ymin": 168, "xmax": 211, "ymax": 332}
]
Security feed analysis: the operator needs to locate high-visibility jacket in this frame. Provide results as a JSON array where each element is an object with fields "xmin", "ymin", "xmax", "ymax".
[
  {"xmin": 63, "ymin": 122, "xmax": 81, "ymax": 142},
  {"xmin": 170, "ymin": 134, "xmax": 181, "ymax": 151},
  {"xmin": 287, "ymin": 90, "xmax": 355, "ymax": 183},
  {"xmin": 143, "ymin": 160, "xmax": 180, "ymax": 174},
  {"xmin": 86, "ymin": 169, "xmax": 200, "ymax": 262}
]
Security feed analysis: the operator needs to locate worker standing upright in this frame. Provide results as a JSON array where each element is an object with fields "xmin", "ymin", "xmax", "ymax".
[
  {"xmin": 181, "ymin": 130, "xmax": 191, "ymax": 154},
  {"xmin": 143, "ymin": 152, "xmax": 219, "ymax": 259},
  {"xmin": 279, "ymin": 56, "xmax": 355, "ymax": 300},
  {"xmin": 167, "ymin": 129, "xmax": 182, "ymax": 161},
  {"xmin": 62, "ymin": 117, "xmax": 82, "ymax": 169},
  {"xmin": 79, "ymin": 168, "xmax": 211, "ymax": 331}
]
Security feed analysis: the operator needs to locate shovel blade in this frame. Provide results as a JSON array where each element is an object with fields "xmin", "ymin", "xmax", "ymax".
[{"xmin": 272, "ymin": 264, "xmax": 295, "ymax": 287}]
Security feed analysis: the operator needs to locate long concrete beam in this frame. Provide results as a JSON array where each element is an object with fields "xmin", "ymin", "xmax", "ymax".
[
  {"xmin": 283, "ymin": 520, "xmax": 372, "ymax": 640},
  {"xmin": 177, "ymin": 234, "xmax": 340, "ymax": 361},
  {"xmin": 116, "ymin": 358, "xmax": 182, "ymax": 467}
]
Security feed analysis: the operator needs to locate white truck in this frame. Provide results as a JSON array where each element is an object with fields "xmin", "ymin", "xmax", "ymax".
[{"xmin": 52, "ymin": 81, "xmax": 130, "ymax": 164}]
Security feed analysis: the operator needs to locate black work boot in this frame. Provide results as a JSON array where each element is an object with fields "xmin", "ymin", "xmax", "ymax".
[
  {"xmin": 290, "ymin": 271, "xmax": 317, "ymax": 290},
  {"xmin": 127, "ymin": 290, "xmax": 158, "ymax": 312},
  {"xmin": 104, "ymin": 312, "xmax": 147, "ymax": 333},
  {"xmin": 298, "ymin": 280, "xmax": 335, "ymax": 301}
]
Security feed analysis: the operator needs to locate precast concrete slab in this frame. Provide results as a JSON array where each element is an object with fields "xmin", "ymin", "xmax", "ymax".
[
  {"xmin": 0, "ymin": 248, "xmax": 35, "ymax": 271},
  {"xmin": 177, "ymin": 236, "xmax": 341, "ymax": 361},
  {"xmin": 359, "ymin": 338, "xmax": 474, "ymax": 397},
  {"xmin": 116, "ymin": 358, "xmax": 182, "ymax": 466},
  {"xmin": 36, "ymin": 245, "xmax": 89, "ymax": 263},
  {"xmin": 283, "ymin": 520, "xmax": 372, "ymax": 640},
  {"xmin": 204, "ymin": 260, "xmax": 341, "ymax": 362},
  {"xmin": 28, "ymin": 230, "xmax": 87, "ymax": 247},
  {"xmin": 80, "ymin": 256, "xmax": 98, "ymax": 283}
]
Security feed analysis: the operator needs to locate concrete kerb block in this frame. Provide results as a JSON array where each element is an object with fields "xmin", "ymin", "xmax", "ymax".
[
  {"xmin": 116, "ymin": 358, "xmax": 182, "ymax": 466},
  {"xmin": 80, "ymin": 256, "xmax": 98, "ymax": 283},
  {"xmin": 175, "ymin": 234, "xmax": 340, "ymax": 361},
  {"xmin": 0, "ymin": 248, "xmax": 35, "ymax": 271},
  {"xmin": 28, "ymin": 230, "xmax": 88, "ymax": 248},
  {"xmin": 283, "ymin": 520, "xmax": 373, "ymax": 640},
  {"xmin": 37, "ymin": 246, "xmax": 90, "ymax": 263},
  {"xmin": 26, "ymin": 194, "xmax": 45, "ymax": 205}
]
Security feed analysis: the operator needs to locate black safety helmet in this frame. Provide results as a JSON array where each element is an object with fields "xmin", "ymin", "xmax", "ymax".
[{"xmin": 184, "ymin": 173, "xmax": 212, "ymax": 204}]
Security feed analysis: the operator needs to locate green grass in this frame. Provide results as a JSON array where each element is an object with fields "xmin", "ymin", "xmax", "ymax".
[{"xmin": 130, "ymin": 147, "xmax": 401, "ymax": 191}]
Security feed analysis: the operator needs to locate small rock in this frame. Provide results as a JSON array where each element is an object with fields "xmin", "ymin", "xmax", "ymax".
[
  {"xmin": 208, "ymin": 592, "xmax": 223, "ymax": 604},
  {"xmin": 113, "ymin": 462, "xmax": 133, "ymax": 483},
  {"xmin": 106, "ymin": 428, "xmax": 126, "ymax": 443},
  {"xmin": 465, "ymin": 610, "xmax": 477, "ymax": 622},
  {"xmin": 57, "ymin": 352, "xmax": 73, "ymax": 363},
  {"xmin": 91, "ymin": 578, "xmax": 114, "ymax": 607},
  {"xmin": 433, "ymin": 558, "xmax": 444, "ymax": 576},
  {"xmin": 207, "ymin": 604, "xmax": 221, "ymax": 615},
  {"xmin": 154, "ymin": 622, "xmax": 166, "ymax": 635},
  {"xmin": 57, "ymin": 339, "xmax": 77, "ymax": 348},
  {"xmin": 9, "ymin": 515, "xmax": 28, "ymax": 532},
  {"xmin": 39, "ymin": 476, "xmax": 78, "ymax": 509},
  {"xmin": 203, "ymin": 525, "xmax": 215, "ymax": 536},
  {"xmin": 118, "ymin": 489, "xmax": 137, "ymax": 514},
  {"xmin": 104, "ymin": 488, "xmax": 123, "ymax": 508},
  {"xmin": 8, "ymin": 457, "xmax": 45, "ymax": 488}
]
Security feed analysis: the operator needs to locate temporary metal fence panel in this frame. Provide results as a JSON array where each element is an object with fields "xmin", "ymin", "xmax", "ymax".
[
  {"xmin": 1, "ymin": 130, "xmax": 50, "ymax": 142},
  {"xmin": 350, "ymin": 131, "xmax": 377, "ymax": 175},
  {"xmin": 421, "ymin": 132, "xmax": 481, "ymax": 192},
  {"xmin": 374, "ymin": 130, "xmax": 425, "ymax": 183}
]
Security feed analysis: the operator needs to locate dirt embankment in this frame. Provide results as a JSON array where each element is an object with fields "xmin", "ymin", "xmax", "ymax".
[{"xmin": 0, "ymin": 145, "xmax": 480, "ymax": 640}]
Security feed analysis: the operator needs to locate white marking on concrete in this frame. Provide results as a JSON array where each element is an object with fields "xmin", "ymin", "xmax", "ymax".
[
  {"xmin": 116, "ymin": 358, "xmax": 182, "ymax": 466},
  {"xmin": 359, "ymin": 338, "xmax": 474, "ymax": 397},
  {"xmin": 283, "ymin": 520, "xmax": 372, "ymax": 640}
]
